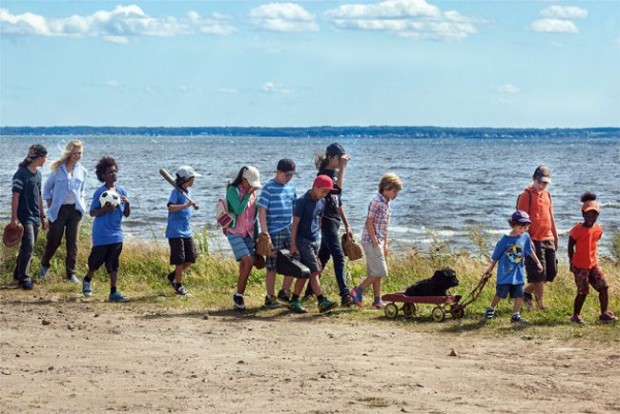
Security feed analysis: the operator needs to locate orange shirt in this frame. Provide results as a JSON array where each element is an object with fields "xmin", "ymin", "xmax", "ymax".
[
  {"xmin": 569, "ymin": 223, "xmax": 603, "ymax": 269},
  {"xmin": 517, "ymin": 187, "xmax": 553, "ymax": 241}
]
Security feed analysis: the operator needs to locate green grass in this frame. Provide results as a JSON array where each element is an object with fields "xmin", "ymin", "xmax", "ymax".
[{"xmin": 2, "ymin": 224, "xmax": 619, "ymax": 341}]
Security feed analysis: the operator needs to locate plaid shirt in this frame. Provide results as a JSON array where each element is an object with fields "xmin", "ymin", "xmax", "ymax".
[{"xmin": 362, "ymin": 193, "xmax": 391, "ymax": 244}]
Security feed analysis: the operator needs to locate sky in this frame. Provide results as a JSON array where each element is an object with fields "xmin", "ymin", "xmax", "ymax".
[{"xmin": 1, "ymin": 0, "xmax": 619, "ymax": 128}]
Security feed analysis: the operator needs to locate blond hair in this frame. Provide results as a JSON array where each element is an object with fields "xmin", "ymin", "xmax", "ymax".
[
  {"xmin": 51, "ymin": 140, "xmax": 84, "ymax": 171},
  {"xmin": 379, "ymin": 172, "xmax": 403, "ymax": 193}
]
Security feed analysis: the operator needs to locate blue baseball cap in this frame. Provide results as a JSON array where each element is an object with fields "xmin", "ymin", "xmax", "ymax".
[{"xmin": 511, "ymin": 210, "xmax": 531, "ymax": 224}]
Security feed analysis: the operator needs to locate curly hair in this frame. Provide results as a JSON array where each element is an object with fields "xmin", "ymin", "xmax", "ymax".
[
  {"xmin": 95, "ymin": 156, "xmax": 118, "ymax": 183},
  {"xmin": 378, "ymin": 172, "xmax": 403, "ymax": 193}
]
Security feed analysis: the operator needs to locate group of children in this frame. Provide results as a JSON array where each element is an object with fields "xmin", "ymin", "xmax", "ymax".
[{"xmin": 8, "ymin": 143, "xmax": 617, "ymax": 323}]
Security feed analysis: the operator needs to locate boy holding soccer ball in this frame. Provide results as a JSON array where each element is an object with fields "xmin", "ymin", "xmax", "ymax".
[{"xmin": 82, "ymin": 156, "xmax": 131, "ymax": 302}]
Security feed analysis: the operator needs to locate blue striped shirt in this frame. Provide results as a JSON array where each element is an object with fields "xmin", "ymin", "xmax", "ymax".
[{"xmin": 257, "ymin": 179, "xmax": 297, "ymax": 234}]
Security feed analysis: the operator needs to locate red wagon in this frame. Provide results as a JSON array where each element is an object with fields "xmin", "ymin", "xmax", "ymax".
[{"xmin": 381, "ymin": 273, "xmax": 492, "ymax": 322}]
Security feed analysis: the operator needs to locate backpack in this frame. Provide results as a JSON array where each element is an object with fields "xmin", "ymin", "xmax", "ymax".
[{"xmin": 215, "ymin": 198, "xmax": 233, "ymax": 228}]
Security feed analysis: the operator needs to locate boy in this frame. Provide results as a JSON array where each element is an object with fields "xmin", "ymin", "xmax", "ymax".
[
  {"xmin": 11, "ymin": 144, "xmax": 48, "ymax": 289},
  {"xmin": 258, "ymin": 159, "xmax": 297, "ymax": 308},
  {"xmin": 82, "ymin": 156, "xmax": 131, "ymax": 302},
  {"xmin": 288, "ymin": 175, "xmax": 338, "ymax": 313},
  {"xmin": 351, "ymin": 172, "xmax": 403, "ymax": 309},
  {"xmin": 568, "ymin": 192, "xmax": 617, "ymax": 323},
  {"xmin": 483, "ymin": 210, "xmax": 543, "ymax": 324},
  {"xmin": 165, "ymin": 165, "xmax": 200, "ymax": 296},
  {"xmin": 518, "ymin": 165, "xmax": 559, "ymax": 310}
]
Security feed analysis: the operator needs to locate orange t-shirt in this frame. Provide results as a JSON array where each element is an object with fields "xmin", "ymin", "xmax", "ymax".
[
  {"xmin": 569, "ymin": 223, "xmax": 603, "ymax": 269},
  {"xmin": 517, "ymin": 187, "xmax": 553, "ymax": 241}
]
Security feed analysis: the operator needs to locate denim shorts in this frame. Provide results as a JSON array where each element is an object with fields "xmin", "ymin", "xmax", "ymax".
[
  {"xmin": 297, "ymin": 237, "xmax": 320, "ymax": 274},
  {"xmin": 226, "ymin": 233, "xmax": 255, "ymax": 261},
  {"xmin": 496, "ymin": 283, "xmax": 524, "ymax": 299}
]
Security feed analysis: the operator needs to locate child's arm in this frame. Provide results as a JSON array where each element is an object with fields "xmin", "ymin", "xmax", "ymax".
[
  {"xmin": 167, "ymin": 201, "xmax": 193, "ymax": 213},
  {"xmin": 90, "ymin": 203, "xmax": 116, "ymax": 218},
  {"xmin": 336, "ymin": 155, "xmax": 349, "ymax": 189},
  {"xmin": 290, "ymin": 216, "xmax": 300, "ymax": 255},
  {"xmin": 338, "ymin": 205, "xmax": 352, "ymax": 235},
  {"xmin": 258, "ymin": 207, "xmax": 269, "ymax": 236},
  {"xmin": 10, "ymin": 192, "xmax": 20, "ymax": 225},
  {"xmin": 549, "ymin": 206, "xmax": 559, "ymax": 249},
  {"xmin": 365, "ymin": 216, "xmax": 379, "ymax": 248},
  {"xmin": 226, "ymin": 186, "xmax": 253, "ymax": 215},
  {"xmin": 528, "ymin": 252, "xmax": 543, "ymax": 272},
  {"xmin": 42, "ymin": 171, "xmax": 55, "ymax": 208},
  {"xmin": 483, "ymin": 260, "xmax": 498, "ymax": 277},
  {"xmin": 121, "ymin": 196, "xmax": 131, "ymax": 218},
  {"xmin": 567, "ymin": 236, "xmax": 576, "ymax": 262},
  {"xmin": 39, "ymin": 193, "xmax": 48, "ymax": 230}
]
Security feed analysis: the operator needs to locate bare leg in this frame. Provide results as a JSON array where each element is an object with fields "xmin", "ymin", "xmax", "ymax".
[
  {"xmin": 281, "ymin": 276, "xmax": 294, "ymax": 292},
  {"xmin": 236, "ymin": 255, "xmax": 254, "ymax": 294},
  {"xmin": 265, "ymin": 270, "xmax": 276, "ymax": 296},
  {"xmin": 598, "ymin": 288, "xmax": 609, "ymax": 314},
  {"xmin": 573, "ymin": 293, "xmax": 587, "ymax": 315}
]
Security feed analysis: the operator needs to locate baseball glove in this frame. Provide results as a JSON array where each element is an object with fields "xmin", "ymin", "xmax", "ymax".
[
  {"xmin": 341, "ymin": 233, "xmax": 364, "ymax": 261},
  {"xmin": 255, "ymin": 233, "xmax": 275, "ymax": 257}
]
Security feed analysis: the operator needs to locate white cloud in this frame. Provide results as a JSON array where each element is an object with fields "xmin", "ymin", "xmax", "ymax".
[
  {"xmin": 105, "ymin": 80, "xmax": 120, "ymax": 88},
  {"xmin": 262, "ymin": 82, "xmax": 291, "ymax": 93},
  {"xmin": 178, "ymin": 85, "xmax": 188, "ymax": 92},
  {"xmin": 324, "ymin": 0, "xmax": 481, "ymax": 41},
  {"xmin": 540, "ymin": 6, "xmax": 588, "ymax": 19},
  {"xmin": 250, "ymin": 3, "xmax": 319, "ymax": 32},
  {"xmin": 530, "ymin": 18, "xmax": 579, "ymax": 33},
  {"xmin": 0, "ymin": 5, "xmax": 236, "ymax": 42},
  {"xmin": 498, "ymin": 84, "xmax": 520, "ymax": 94}
]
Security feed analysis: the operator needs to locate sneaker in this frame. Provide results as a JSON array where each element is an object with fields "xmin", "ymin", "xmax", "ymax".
[
  {"xmin": 484, "ymin": 307, "xmax": 495, "ymax": 320},
  {"xmin": 599, "ymin": 311, "xmax": 618, "ymax": 322},
  {"xmin": 264, "ymin": 295, "xmax": 281, "ymax": 309},
  {"xmin": 350, "ymin": 287, "xmax": 363, "ymax": 308},
  {"xmin": 173, "ymin": 283, "xmax": 188, "ymax": 296},
  {"xmin": 570, "ymin": 314, "xmax": 585, "ymax": 324},
  {"xmin": 511, "ymin": 314, "xmax": 528, "ymax": 324},
  {"xmin": 233, "ymin": 293, "xmax": 246, "ymax": 310},
  {"xmin": 277, "ymin": 289, "xmax": 291, "ymax": 304},
  {"xmin": 340, "ymin": 294, "xmax": 353, "ymax": 307},
  {"xmin": 108, "ymin": 292, "xmax": 128, "ymax": 302},
  {"xmin": 372, "ymin": 300, "xmax": 387, "ymax": 309},
  {"xmin": 82, "ymin": 279, "xmax": 92, "ymax": 297},
  {"xmin": 67, "ymin": 274, "xmax": 80, "ymax": 284},
  {"xmin": 289, "ymin": 299, "xmax": 308, "ymax": 314},
  {"xmin": 39, "ymin": 265, "xmax": 50, "ymax": 280},
  {"xmin": 318, "ymin": 297, "xmax": 338, "ymax": 313},
  {"xmin": 19, "ymin": 278, "xmax": 33, "ymax": 290},
  {"xmin": 523, "ymin": 292, "xmax": 533, "ymax": 309}
]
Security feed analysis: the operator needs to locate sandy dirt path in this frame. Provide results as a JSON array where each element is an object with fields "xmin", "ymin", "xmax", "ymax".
[{"xmin": 1, "ymin": 300, "xmax": 619, "ymax": 414}]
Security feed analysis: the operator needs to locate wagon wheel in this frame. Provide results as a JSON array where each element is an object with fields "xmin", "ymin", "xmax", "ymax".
[
  {"xmin": 431, "ymin": 306, "xmax": 446, "ymax": 322},
  {"xmin": 384, "ymin": 303, "xmax": 399, "ymax": 319},
  {"xmin": 403, "ymin": 303, "xmax": 416, "ymax": 317},
  {"xmin": 451, "ymin": 308, "xmax": 465, "ymax": 319}
]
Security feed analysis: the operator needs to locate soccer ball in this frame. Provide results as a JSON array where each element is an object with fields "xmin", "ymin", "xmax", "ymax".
[{"xmin": 99, "ymin": 190, "xmax": 120, "ymax": 208}]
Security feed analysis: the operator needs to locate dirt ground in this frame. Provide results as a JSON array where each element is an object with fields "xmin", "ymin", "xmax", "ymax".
[{"xmin": 1, "ymin": 296, "xmax": 619, "ymax": 414}]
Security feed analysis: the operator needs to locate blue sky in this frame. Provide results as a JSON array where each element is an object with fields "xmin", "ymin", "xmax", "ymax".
[{"xmin": 1, "ymin": 0, "xmax": 619, "ymax": 127}]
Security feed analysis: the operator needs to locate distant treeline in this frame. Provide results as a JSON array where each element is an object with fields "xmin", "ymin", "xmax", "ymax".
[{"xmin": 1, "ymin": 126, "xmax": 618, "ymax": 138}]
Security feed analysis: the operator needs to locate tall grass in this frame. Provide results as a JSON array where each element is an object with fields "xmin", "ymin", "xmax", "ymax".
[{"xmin": 2, "ymin": 224, "xmax": 619, "ymax": 340}]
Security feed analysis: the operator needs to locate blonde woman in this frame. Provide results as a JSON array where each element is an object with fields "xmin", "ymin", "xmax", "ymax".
[{"xmin": 39, "ymin": 140, "xmax": 88, "ymax": 283}]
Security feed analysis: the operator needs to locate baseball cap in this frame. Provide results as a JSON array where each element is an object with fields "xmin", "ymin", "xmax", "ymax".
[
  {"xmin": 511, "ymin": 210, "xmax": 531, "ymax": 224},
  {"xmin": 176, "ymin": 165, "xmax": 202, "ymax": 180},
  {"xmin": 243, "ymin": 166, "xmax": 262, "ymax": 188},
  {"xmin": 326, "ymin": 142, "xmax": 346, "ymax": 157},
  {"xmin": 533, "ymin": 165, "xmax": 552, "ymax": 183},
  {"xmin": 277, "ymin": 159, "xmax": 296, "ymax": 173},
  {"xmin": 582, "ymin": 200, "xmax": 601, "ymax": 213},
  {"xmin": 313, "ymin": 175, "xmax": 334, "ymax": 190}
]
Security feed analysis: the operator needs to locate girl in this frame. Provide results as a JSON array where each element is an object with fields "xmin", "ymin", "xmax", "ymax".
[
  {"xmin": 483, "ymin": 210, "xmax": 543, "ymax": 324},
  {"xmin": 39, "ymin": 140, "xmax": 88, "ymax": 284},
  {"xmin": 568, "ymin": 192, "xmax": 617, "ymax": 323},
  {"xmin": 225, "ymin": 166, "xmax": 261, "ymax": 310},
  {"xmin": 305, "ymin": 142, "xmax": 353, "ymax": 307},
  {"xmin": 82, "ymin": 156, "xmax": 131, "ymax": 302},
  {"xmin": 165, "ymin": 166, "xmax": 201, "ymax": 296},
  {"xmin": 11, "ymin": 144, "xmax": 48, "ymax": 289}
]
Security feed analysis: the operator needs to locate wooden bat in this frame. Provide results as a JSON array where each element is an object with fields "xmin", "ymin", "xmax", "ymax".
[{"xmin": 159, "ymin": 168, "xmax": 199, "ymax": 210}]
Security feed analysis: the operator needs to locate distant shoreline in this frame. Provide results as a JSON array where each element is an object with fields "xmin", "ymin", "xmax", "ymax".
[{"xmin": 1, "ymin": 126, "xmax": 619, "ymax": 138}]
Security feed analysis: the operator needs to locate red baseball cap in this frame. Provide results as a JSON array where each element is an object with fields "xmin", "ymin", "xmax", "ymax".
[{"xmin": 313, "ymin": 175, "xmax": 334, "ymax": 190}]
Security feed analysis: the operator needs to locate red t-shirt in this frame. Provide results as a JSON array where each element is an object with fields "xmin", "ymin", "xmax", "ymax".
[
  {"xmin": 569, "ymin": 223, "xmax": 603, "ymax": 269},
  {"xmin": 517, "ymin": 187, "xmax": 553, "ymax": 242}
]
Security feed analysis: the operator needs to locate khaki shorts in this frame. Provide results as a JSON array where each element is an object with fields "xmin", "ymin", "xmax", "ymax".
[{"xmin": 363, "ymin": 241, "xmax": 388, "ymax": 278}]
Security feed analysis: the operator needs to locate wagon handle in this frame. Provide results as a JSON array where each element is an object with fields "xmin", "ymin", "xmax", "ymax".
[{"xmin": 454, "ymin": 273, "xmax": 492, "ymax": 310}]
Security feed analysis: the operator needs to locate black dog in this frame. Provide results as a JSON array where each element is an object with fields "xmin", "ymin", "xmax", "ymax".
[{"xmin": 405, "ymin": 268, "xmax": 459, "ymax": 296}]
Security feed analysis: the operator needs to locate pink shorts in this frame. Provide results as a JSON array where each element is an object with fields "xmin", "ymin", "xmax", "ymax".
[{"xmin": 571, "ymin": 264, "xmax": 608, "ymax": 295}]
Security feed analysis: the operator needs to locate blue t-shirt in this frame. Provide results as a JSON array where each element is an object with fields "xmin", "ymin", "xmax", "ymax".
[
  {"xmin": 90, "ymin": 185, "xmax": 128, "ymax": 247},
  {"xmin": 294, "ymin": 190, "xmax": 325, "ymax": 242},
  {"xmin": 491, "ymin": 233, "xmax": 533, "ymax": 285},
  {"xmin": 166, "ymin": 188, "xmax": 192, "ymax": 239},
  {"xmin": 257, "ymin": 178, "xmax": 297, "ymax": 234}
]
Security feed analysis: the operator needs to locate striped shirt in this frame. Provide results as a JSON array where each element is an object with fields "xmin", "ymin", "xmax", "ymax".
[
  {"xmin": 362, "ymin": 193, "xmax": 391, "ymax": 244},
  {"xmin": 258, "ymin": 178, "xmax": 297, "ymax": 234}
]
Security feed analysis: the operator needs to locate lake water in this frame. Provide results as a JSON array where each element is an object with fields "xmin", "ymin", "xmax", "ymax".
[{"xmin": 1, "ymin": 134, "xmax": 618, "ymax": 257}]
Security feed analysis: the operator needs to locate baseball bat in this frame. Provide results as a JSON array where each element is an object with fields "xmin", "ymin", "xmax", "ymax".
[{"xmin": 159, "ymin": 168, "xmax": 199, "ymax": 210}]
